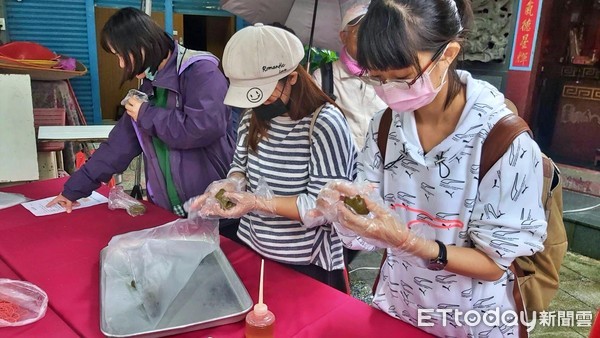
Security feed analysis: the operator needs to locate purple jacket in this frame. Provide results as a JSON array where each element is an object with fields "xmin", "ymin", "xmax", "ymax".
[{"xmin": 63, "ymin": 44, "xmax": 235, "ymax": 211}]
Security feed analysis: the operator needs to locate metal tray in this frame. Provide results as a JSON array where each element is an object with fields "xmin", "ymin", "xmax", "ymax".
[{"xmin": 100, "ymin": 246, "xmax": 253, "ymax": 337}]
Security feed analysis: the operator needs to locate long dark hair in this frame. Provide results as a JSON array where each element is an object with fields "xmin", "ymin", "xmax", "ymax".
[
  {"xmin": 357, "ymin": 0, "xmax": 474, "ymax": 109},
  {"xmin": 247, "ymin": 65, "xmax": 337, "ymax": 152},
  {"xmin": 100, "ymin": 7, "xmax": 173, "ymax": 85}
]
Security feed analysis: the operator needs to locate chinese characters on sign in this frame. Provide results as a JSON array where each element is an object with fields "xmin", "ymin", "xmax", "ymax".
[
  {"xmin": 510, "ymin": 0, "xmax": 542, "ymax": 70},
  {"xmin": 537, "ymin": 310, "xmax": 594, "ymax": 328},
  {"xmin": 417, "ymin": 309, "xmax": 594, "ymax": 331}
]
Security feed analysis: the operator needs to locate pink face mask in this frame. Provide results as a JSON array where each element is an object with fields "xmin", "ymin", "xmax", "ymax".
[
  {"xmin": 373, "ymin": 60, "xmax": 448, "ymax": 112},
  {"xmin": 339, "ymin": 48, "xmax": 364, "ymax": 76}
]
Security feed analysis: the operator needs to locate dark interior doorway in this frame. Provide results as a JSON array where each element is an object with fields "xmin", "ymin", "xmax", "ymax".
[
  {"xmin": 531, "ymin": 0, "xmax": 599, "ymax": 168},
  {"xmin": 182, "ymin": 15, "xmax": 235, "ymax": 63}
]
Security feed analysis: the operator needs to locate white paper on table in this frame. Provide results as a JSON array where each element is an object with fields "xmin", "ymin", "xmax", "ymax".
[{"xmin": 21, "ymin": 191, "xmax": 109, "ymax": 216}]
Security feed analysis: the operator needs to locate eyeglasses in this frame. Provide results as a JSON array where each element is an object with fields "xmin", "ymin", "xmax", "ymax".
[{"xmin": 359, "ymin": 43, "xmax": 449, "ymax": 88}]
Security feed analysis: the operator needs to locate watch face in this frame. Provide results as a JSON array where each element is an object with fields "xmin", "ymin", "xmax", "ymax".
[{"xmin": 427, "ymin": 260, "xmax": 446, "ymax": 271}]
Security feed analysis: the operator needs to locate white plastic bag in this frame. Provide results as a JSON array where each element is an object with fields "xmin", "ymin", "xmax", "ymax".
[
  {"xmin": 102, "ymin": 217, "xmax": 219, "ymax": 334},
  {"xmin": 108, "ymin": 186, "xmax": 146, "ymax": 217},
  {"xmin": 0, "ymin": 279, "xmax": 48, "ymax": 327},
  {"xmin": 0, "ymin": 192, "xmax": 28, "ymax": 210}
]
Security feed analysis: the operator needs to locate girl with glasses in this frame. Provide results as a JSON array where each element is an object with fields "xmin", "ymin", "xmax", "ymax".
[{"xmin": 315, "ymin": 0, "xmax": 546, "ymax": 336}]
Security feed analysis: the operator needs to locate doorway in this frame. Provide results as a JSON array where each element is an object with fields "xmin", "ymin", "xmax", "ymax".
[
  {"xmin": 94, "ymin": 9, "xmax": 235, "ymax": 122},
  {"xmin": 182, "ymin": 14, "xmax": 235, "ymax": 63},
  {"xmin": 94, "ymin": 7, "xmax": 184, "ymax": 122},
  {"xmin": 531, "ymin": 0, "xmax": 599, "ymax": 168}
]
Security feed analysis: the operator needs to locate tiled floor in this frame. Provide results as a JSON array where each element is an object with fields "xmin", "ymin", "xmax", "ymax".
[{"xmin": 564, "ymin": 190, "xmax": 600, "ymax": 260}]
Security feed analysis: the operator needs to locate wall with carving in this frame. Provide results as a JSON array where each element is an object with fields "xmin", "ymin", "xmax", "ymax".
[{"xmin": 463, "ymin": 0, "xmax": 515, "ymax": 62}]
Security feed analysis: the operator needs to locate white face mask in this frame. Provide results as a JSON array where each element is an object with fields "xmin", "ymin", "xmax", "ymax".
[{"xmin": 373, "ymin": 58, "xmax": 448, "ymax": 112}]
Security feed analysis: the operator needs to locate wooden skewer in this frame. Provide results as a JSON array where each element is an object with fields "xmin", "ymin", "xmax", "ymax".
[{"xmin": 259, "ymin": 259, "xmax": 264, "ymax": 305}]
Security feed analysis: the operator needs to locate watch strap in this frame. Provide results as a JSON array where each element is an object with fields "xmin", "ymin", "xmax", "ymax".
[{"xmin": 436, "ymin": 240, "xmax": 447, "ymax": 262}]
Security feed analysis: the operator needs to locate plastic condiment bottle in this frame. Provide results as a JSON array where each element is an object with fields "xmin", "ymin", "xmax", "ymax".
[
  {"xmin": 245, "ymin": 302, "xmax": 275, "ymax": 338},
  {"xmin": 245, "ymin": 259, "xmax": 275, "ymax": 338}
]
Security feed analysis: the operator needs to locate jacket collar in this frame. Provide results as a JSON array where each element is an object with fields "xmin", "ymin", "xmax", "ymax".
[{"xmin": 145, "ymin": 42, "xmax": 180, "ymax": 94}]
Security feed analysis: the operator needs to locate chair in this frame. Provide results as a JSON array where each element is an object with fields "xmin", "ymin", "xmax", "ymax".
[
  {"xmin": 33, "ymin": 108, "xmax": 66, "ymax": 152},
  {"xmin": 33, "ymin": 108, "xmax": 66, "ymax": 179}
]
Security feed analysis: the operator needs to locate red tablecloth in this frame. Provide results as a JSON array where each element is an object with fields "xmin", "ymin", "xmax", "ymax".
[{"xmin": 0, "ymin": 178, "xmax": 431, "ymax": 338}]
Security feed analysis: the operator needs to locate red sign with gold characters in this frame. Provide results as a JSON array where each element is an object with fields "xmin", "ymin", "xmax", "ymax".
[{"xmin": 510, "ymin": 0, "xmax": 543, "ymax": 70}]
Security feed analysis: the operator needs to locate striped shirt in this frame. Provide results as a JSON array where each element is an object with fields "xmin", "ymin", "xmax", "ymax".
[{"xmin": 229, "ymin": 103, "xmax": 357, "ymax": 271}]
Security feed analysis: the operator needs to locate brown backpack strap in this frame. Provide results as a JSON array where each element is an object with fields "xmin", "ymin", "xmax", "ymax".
[
  {"xmin": 308, "ymin": 105, "xmax": 324, "ymax": 138},
  {"xmin": 479, "ymin": 114, "xmax": 533, "ymax": 180},
  {"xmin": 372, "ymin": 108, "xmax": 393, "ymax": 295},
  {"xmin": 377, "ymin": 108, "xmax": 393, "ymax": 163},
  {"xmin": 482, "ymin": 113, "xmax": 534, "ymax": 333},
  {"xmin": 541, "ymin": 155, "xmax": 561, "ymax": 211}
]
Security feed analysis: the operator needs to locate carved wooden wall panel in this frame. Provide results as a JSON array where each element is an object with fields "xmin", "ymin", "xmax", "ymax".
[{"xmin": 463, "ymin": 0, "xmax": 515, "ymax": 62}]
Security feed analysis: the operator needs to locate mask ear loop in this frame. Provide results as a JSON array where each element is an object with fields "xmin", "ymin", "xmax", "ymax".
[
  {"xmin": 426, "ymin": 44, "xmax": 452, "ymax": 90},
  {"xmin": 426, "ymin": 43, "xmax": 451, "ymax": 75},
  {"xmin": 277, "ymin": 76, "xmax": 293, "ymax": 106},
  {"xmin": 435, "ymin": 65, "xmax": 450, "ymax": 91}
]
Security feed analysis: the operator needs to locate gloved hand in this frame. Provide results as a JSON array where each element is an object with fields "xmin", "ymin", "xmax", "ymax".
[
  {"xmin": 335, "ymin": 195, "xmax": 437, "ymax": 258},
  {"xmin": 184, "ymin": 175, "xmax": 246, "ymax": 218},
  {"xmin": 323, "ymin": 182, "xmax": 438, "ymax": 259},
  {"xmin": 308, "ymin": 180, "xmax": 374, "ymax": 224},
  {"xmin": 199, "ymin": 191, "xmax": 276, "ymax": 219},
  {"xmin": 303, "ymin": 180, "xmax": 349, "ymax": 227}
]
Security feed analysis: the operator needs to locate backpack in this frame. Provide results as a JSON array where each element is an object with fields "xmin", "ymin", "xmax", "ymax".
[
  {"xmin": 374, "ymin": 106, "xmax": 568, "ymax": 319},
  {"xmin": 480, "ymin": 112, "xmax": 567, "ymax": 319},
  {"xmin": 319, "ymin": 62, "xmax": 337, "ymax": 101}
]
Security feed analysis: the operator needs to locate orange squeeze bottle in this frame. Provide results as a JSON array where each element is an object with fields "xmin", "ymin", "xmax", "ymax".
[{"xmin": 245, "ymin": 259, "xmax": 275, "ymax": 338}]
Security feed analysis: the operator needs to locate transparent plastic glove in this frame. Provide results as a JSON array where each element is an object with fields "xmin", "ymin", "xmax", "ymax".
[
  {"xmin": 305, "ymin": 180, "xmax": 376, "ymax": 227},
  {"xmin": 198, "ymin": 176, "xmax": 275, "ymax": 219},
  {"xmin": 184, "ymin": 176, "xmax": 246, "ymax": 219},
  {"xmin": 335, "ymin": 196, "xmax": 437, "ymax": 259},
  {"xmin": 303, "ymin": 180, "xmax": 354, "ymax": 228},
  {"xmin": 201, "ymin": 191, "xmax": 276, "ymax": 218},
  {"xmin": 120, "ymin": 89, "xmax": 149, "ymax": 106}
]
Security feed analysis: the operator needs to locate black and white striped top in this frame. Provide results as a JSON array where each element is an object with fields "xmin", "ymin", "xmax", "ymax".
[{"xmin": 229, "ymin": 103, "xmax": 357, "ymax": 271}]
